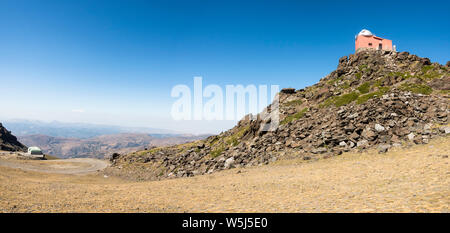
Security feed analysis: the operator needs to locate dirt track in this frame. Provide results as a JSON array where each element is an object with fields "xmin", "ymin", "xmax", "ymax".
[
  {"xmin": 0, "ymin": 137, "xmax": 449, "ymax": 213},
  {"xmin": 0, "ymin": 158, "xmax": 109, "ymax": 174}
]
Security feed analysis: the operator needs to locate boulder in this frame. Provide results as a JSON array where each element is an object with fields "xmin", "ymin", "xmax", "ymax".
[
  {"xmin": 439, "ymin": 126, "xmax": 450, "ymax": 134},
  {"xmin": 224, "ymin": 157, "xmax": 235, "ymax": 169},
  {"xmin": 377, "ymin": 144, "xmax": 391, "ymax": 153},
  {"xmin": 109, "ymin": 153, "xmax": 121, "ymax": 162},
  {"xmin": 357, "ymin": 140, "xmax": 369, "ymax": 148},
  {"xmin": 374, "ymin": 124, "xmax": 385, "ymax": 132},
  {"xmin": 281, "ymin": 88, "xmax": 296, "ymax": 94}
]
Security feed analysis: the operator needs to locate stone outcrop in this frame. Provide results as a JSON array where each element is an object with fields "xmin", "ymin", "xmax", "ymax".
[
  {"xmin": 0, "ymin": 123, "xmax": 27, "ymax": 152},
  {"xmin": 108, "ymin": 50, "xmax": 449, "ymax": 181}
]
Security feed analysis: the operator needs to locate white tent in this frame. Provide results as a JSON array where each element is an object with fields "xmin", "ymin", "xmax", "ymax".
[{"xmin": 28, "ymin": 147, "xmax": 43, "ymax": 155}]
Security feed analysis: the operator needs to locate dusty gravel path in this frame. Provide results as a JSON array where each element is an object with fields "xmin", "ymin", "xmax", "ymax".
[{"xmin": 0, "ymin": 158, "xmax": 109, "ymax": 174}]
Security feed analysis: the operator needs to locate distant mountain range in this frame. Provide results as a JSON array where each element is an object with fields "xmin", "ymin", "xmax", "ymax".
[
  {"xmin": 19, "ymin": 133, "xmax": 208, "ymax": 159},
  {"xmin": 1, "ymin": 120, "xmax": 209, "ymax": 159},
  {"xmin": 2, "ymin": 120, "xmax": 180, "ymax": 139}
]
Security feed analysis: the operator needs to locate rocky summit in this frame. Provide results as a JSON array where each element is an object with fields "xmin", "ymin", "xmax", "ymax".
[
  {"xmin": 107, "ymin": 50, "xmax": 450, "ymax": 181},
  {"xmin": 0, "ymin": 123, "xmax": 27, "ymax": 152}
]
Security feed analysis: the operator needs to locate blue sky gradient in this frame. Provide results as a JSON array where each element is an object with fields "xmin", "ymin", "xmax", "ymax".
[{"xmin": 1, "ymin": 0, "xmax": 449, "ymax": 133}]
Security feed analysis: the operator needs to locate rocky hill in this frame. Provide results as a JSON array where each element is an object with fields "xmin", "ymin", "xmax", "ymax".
[
  {"xmin": 106, "ymin": 50, "xmax": 450, "ymax": 181},
  {"xmin": 0, "ymin": 123, "xmax": 27, "ymax": 152}
]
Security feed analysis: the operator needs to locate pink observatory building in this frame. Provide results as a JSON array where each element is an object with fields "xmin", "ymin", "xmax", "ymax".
[{"xmin": 355, "ymin": 29, "xmax": 395, "ymax": 52}]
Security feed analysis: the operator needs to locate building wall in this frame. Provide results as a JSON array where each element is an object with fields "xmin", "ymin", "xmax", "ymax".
[{"xmin": 355, "ymin": 35, "xmax": 392, "ymax": 51}]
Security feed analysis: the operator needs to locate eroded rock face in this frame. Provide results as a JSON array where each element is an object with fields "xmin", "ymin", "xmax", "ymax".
[
  {"xmin": 109, "ymin": 50, "xmax": 450, "ymax": 181},
  {"xmin": 0, "ymin": 123, "xmax": 27, "ymax": 152}
]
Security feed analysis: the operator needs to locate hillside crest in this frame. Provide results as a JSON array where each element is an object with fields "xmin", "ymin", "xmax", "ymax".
[{"xmin": 107, "ymin": 50, "xmax": 450, "ymax": 180}]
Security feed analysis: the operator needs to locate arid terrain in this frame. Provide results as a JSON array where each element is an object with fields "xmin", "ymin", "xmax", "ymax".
[{"xmin": 1, "ymin": 136, "xmax": 448, "ymax": 213}]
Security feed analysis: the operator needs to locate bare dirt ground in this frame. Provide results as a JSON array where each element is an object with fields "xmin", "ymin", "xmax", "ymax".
[
  {"xmin": 0, "ymin": 158, "xmax": 109, "ymax": 174},
  {"xmin": 0, "ymin": 137, "xmax": 448, "ymax": 213}
]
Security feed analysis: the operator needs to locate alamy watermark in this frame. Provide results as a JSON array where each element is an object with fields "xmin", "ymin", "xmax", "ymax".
[{"xmin": 171, "ymin": 77, "xmax": 280, "ymax": 131}]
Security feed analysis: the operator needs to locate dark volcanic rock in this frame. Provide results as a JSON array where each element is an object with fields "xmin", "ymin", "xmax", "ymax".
[
  {"xmin": 281, "ymin": 88, "xmax": 296, "ymax": 94},
  {"xmin": 0, "ymin": 123, "xmax": 27, "ymax": 152}
]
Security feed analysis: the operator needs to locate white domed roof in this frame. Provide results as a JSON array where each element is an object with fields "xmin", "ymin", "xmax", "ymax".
[{"xmin": 358, "ymin": 29, "xmax": 373, "ymax": 36}]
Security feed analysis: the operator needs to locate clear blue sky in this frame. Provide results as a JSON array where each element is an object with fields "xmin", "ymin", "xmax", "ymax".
[{"xmin": 1, "ymin": 0, "xmax": 449, "ymax": 134}]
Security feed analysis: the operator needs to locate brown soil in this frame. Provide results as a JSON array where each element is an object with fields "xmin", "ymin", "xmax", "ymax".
[{"xmin": 0, "ymin": 137, "xmax": 448, "ymax": 213}]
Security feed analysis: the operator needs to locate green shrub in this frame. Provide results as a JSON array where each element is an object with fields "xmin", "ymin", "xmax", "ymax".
[
  {"xmin": 359, "ymin": 64, "xmax": 368, "ymax": 70},
  {"xmin": 439, "ymin": 90, "xmax": 450, "ymax": 95},
  {"xmin": 340, "ymin": 81, "xmax": 351, "ymax": 89},
  {"xmin": 210, "ymin": 146, "xmax": 225, "ymax": 158},
  {"xmin": 333, "ymin": 92, "xmax": 359, "ymax": 107},
  {"xmin": 225, "ymin": 125, "xmax": 250, "ymax": 146},
  {"xmin": 356, "ymin": 86, "xmax": 391, "ymax": 104},
  {"xmin": 373, "ymin": 77, "xmax": 386, "ymax": 87},
  {"xmin": 281, "ymin": 108, "xmax": 308, "ymax": 125},
  {"xmin": 357, "ymin": 82, "xmax": 371, "ymax": 94},
  {"xmin": 399, "ymin": 83, "xmax": 432, "ymax": 95},
  {"xmin": 421, "ymin": 65, "xmax": 433, "ymax": 73},
  {"xmin": 327, "ymin": 76, "xmax": 344, "ymax": 85},
  {"xmin": 285, "ymin": 99, "xmax": 303, "ymax": 106},
  {"xmin": 388, "ymin": 71, "xmax": 413, "ymax": 80}
]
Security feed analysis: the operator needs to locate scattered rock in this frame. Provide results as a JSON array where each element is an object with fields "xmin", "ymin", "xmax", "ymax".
[
  {"xmin": 357, "ymin": 140, "xmax": 369, "ymax": 148},
  {"xmin": 312, "ymin": 147, "xmax": 328, "ymax": 154},
  {"xmin": 224, "ymin": 157, "xmax": 235, "ymax": 169},
  {"xmin": 374, "ymin": 124, "xmax": 385, "ymax": 132},
  {"xmin": 439, "ymin": 126, "xmax": 450, "ymax": 134},
  {"xmin": 377, "ymin": 144, "xmax": 391, "ymax": 153},
  {"xmin": 109, "ymin": 153, "xmax": 121, "ymax": 162}
]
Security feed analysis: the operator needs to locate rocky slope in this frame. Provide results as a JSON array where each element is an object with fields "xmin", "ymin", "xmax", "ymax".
[
  {"xmin": 0, "ymin": 123, "xmax": 27, "ymax": 152},
  {"xmin": 107, "ymin": 50, "xmax": 450, "ymax": 181}
]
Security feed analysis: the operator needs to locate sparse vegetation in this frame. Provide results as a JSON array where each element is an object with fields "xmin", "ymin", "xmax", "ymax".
[
  {"xmin": 340, "ymin": 81, "xmax": 351, "ymax": 89},
  {"xmin": 356, "ymin": 87, "xmax": 390, "ymax": 104},
  {"xmin": 210, "ymin": 146, "xmax": 225, "ymax": 158},
  {"xmin": 357, "ymin": 82, "xmax": 371, "ymax": 94},
  {"xmin": 225, "ymin": 126, "xmax": 250, "ymax": 146},
  {"xmin": 327, "ymin": 76, "xmax": 344, "ymax": 85},
  {"xmin": 421, "ymin": 65, "xmax": 433, "ymax": 73},
  {"xmin": 358, "ymin": 64, "xmax": 368, "ymax": 71},
  {"xmin": 284, "ymin": 99, "xmax": 303, "ymax": 106},
  {"xmin": 419, "ymin": 68, "xmax": 442, "ymax": 80},
  {"xmin": 333, "ymin": 91, "xmax": 360, "ymax": 107},
  {"xmin": 373, "ymin": 77, "xmax": 385, "ymax": 87},
  {"xmin": 388, "ymin": 71, "xmax": 413, "ymax": 80},
  {"xmin": 399, "ymin": 83, "xmax": 433, "ymax": 95},
  {"xmin": 281, "ymin": 107, "xmax": 308, "ymax": 125},
  {"xmin": 439, "ymin": 90, "xmax": 450, "ymax": 95}
]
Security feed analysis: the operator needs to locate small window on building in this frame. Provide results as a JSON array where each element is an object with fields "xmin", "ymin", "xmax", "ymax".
[{"xmin": 368, "ymin": 43, "xmax": 372, "ymax": 46}]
